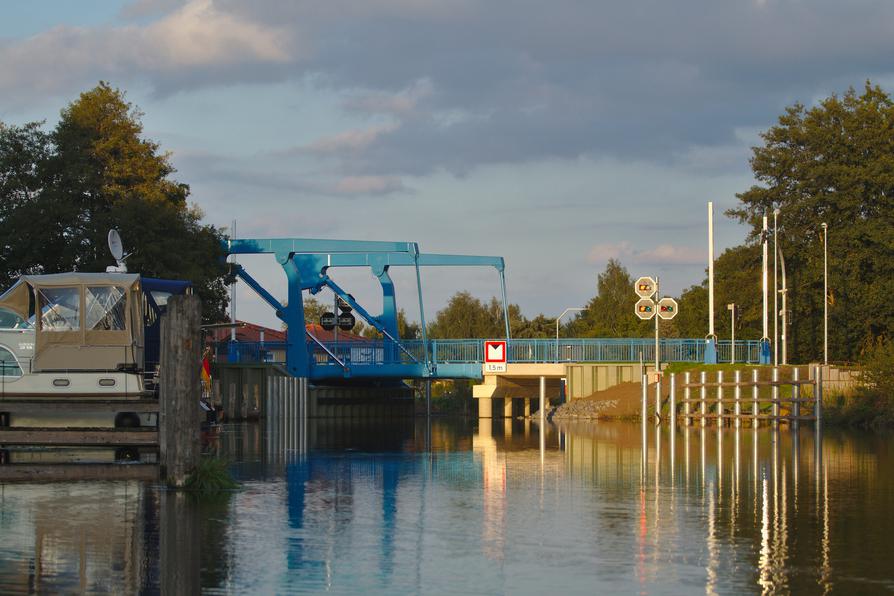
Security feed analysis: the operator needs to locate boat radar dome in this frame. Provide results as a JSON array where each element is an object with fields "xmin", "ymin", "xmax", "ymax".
[{"xmin": 107, "ymin": 229, "xmax": 130, "ymax": 273}]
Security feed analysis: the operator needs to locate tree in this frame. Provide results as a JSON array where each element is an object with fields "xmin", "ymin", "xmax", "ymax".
[
  {"xmin": 675, "ymin": 244, "xmax": 764, "ymax": 342},
  {"xmin": 0, "ymin": 83, "xmax": 229, "ymax": 321},
  {"xmin": 427, "ymin": 292, "xmax": 521, "ymax": 339},
  {"xmin": 730, "ymin": 82, "xmax": 894, "ymax": 362},
  {"xmin": 568, "ymin": 259, "xmax": 652, "ymax": 338}
]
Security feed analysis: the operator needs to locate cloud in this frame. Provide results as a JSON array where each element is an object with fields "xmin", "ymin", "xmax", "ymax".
[
  {"xmin": 6, "ymin": 0, "xmax": 894, "ymax": 181},
  {"xmin": 304, "ymin": 122, "xmax": 399, "ymax": 154},
  {"xmin": 331, "ymin": 175, "xmax": 406, "ymax": 195},
  {"xmin": 0, "ymin": 0, "xmax": 294, "ymax": 104},
  {"xmin": 343, "ymin": 78, "xmax": 434, "ymax": 115},
  {"xmin": 588, "ymin": 242, "xmax": 705, "ymax": 266}
]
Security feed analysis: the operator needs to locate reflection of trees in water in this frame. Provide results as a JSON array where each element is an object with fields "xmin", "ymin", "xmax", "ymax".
[{"xmin": 560, "ymin": 422, "xmax": 893, "ymax": 594}]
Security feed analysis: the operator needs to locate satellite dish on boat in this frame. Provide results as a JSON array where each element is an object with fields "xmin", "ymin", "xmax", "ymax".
[
  {"xmin": 107, "ymin": 229, "xmax": 129, "ymax": 273},
  {"xmin": 108, "ymin": 230, "xmax": 124, "ymax": 261}
]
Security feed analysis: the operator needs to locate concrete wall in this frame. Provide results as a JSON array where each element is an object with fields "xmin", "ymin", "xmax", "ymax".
[
  {"xmin": 214, "ymin": 364, "xmax": 415, "ymax": 420},
  {"xmin": 808, "ymin": 364, "xmax": 860, "ymax": 395}
]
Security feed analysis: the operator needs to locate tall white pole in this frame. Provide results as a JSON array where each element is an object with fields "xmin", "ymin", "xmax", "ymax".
[
  {"xmin": 728, "ymin": 303, "xmax": 735, "ymax": 364},
  {"xmin": 708, "ymin": 202, "xmax": 715, "ymax": 337},
  {"xmin": 762, "ymin": 215, "xmax": 769, "ymax": 341},
  {"xmin": 780, "ymin": 248, "xmax": 788, "ymax": 365},
  {"xmin": 773, "ymin": 209, "xmax": 779, "ymax": 366},
  {"xmin": 822, "ymin": 223, "xmax": 828, "ymax": 365}
]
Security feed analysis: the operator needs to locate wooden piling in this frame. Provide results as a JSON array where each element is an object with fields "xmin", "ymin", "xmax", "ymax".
[{"xmin": 159, "ymin": 294, "xmax": 202, "ymax": 488}]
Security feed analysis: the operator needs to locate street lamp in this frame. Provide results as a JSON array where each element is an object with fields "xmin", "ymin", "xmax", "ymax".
[
  {"xmin": 727, "ymin": 303, "xmax": 735, "ymax": 364},
  {"xmin": 556, "ymin": 307, "xmax": 585, "ymax": 362},
  {"xmin": 821, "ymin": 222, "xmax": 828, "ymax": 365}
]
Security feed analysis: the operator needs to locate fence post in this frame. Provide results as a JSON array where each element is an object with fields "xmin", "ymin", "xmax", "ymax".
[
  {"xmin": 792, "ymin": 367, "xmax": 800, "ymax": 427},
  {"xmin": 670, "ymin": 373, "xmax": 676, "ymax": 427},
  {"xmin": 752, "ymin": 369, "xmax": 759, "ymax": 427},
  {"xmin": 159, "ymin": 294, "xmax": 202, "ymax": 488},
  {"xmin": 700, "ymin": 371, "xmax": 707, "ymax": 427},
  {"xmin": 734, "ymin": 370, "xmax": 741, "ymax": 428},
  {"xmin": 683, "ymin": 372, "xmax": 691, "ymax": 426}
]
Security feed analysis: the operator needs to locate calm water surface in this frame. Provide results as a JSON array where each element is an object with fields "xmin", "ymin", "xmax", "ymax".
[{"xmin": 1, "ymin": 418, "xmax": 893, "ymax": 594}]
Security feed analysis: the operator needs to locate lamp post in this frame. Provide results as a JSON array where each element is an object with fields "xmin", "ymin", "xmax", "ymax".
[
  {"xmin": 727, "ymin": 303, "xmax": 735, "ymax": 364},
  {"xmin": 821, "ymin": 222, "xmax": 828, "ymax": 365},
  {"xmin": 556, "ymin": 307, "xmax": 585, "ymax": 363}
]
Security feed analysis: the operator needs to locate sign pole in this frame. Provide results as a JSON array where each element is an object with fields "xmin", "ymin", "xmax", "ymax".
[{"xmin": 655, "ymin": 277, "xmax": 660, "ymax": 376}]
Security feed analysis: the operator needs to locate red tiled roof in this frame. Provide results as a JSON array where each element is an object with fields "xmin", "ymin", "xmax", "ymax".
[{"xmin": 208, "ymin": 320, "xmax": 369, "ymax": 343}]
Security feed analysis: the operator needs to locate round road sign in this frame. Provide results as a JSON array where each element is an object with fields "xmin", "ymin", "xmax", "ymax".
[
  {"xmin": 635, "ymin": 276, "xmax": 657, "ymax": 298},
  {"xmin": 635, "ymin": 298, "xmax": 656, "ymax": 320},
  {"xmin": 658, "ymin": 297, "xmax": 678, "ymax": 320}
]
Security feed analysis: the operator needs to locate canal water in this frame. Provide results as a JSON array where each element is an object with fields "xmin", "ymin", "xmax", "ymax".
[{"xmin": 1, "ymin": 418, "xmax": 893, "ymax": 594}]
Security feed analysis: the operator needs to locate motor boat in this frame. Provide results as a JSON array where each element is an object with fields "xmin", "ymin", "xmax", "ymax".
[{"xmin": 0, "ymin": 272, "xmax": 191, "ymax": 429}]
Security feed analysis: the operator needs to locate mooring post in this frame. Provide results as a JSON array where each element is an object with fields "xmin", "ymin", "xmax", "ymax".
[
  {"xmin": 699, "ymin": 371, "xmax": 707, "ymax": 427},
  {"xmin": 792, "ymin": 367, "xmax": 800, "ymax": 428},
  {"xmin": 669, "ymin": 373, "xmax": 676, "ymax": 427},
  {"xmin": 641, "ymin": 374, "xmax": 648, "ymax": 422},
  {"xmin": 540, "ymin": 376, "xmax": 547, "ymax": 424},
  {"xmin": 814, "ymin": 365, "xmax": 823, "ymax": 425},
  {"xmin": 717, "ymin": 370, "xmax": 724, "ymax": 426},
  {"xmin": 734, "ymin": 370, "xmax": 741, "ymax": 427},
  {"xmin": 654, "ymin": 374, "xmax": 662, "ymax": 424},
  {"xmin": 752, "ymin": 369, "xmax": 759, "ymax": 427},
  {"xmin": 683, "ymin": 371, "xmax": 691, "ymax": 426},
  {"xmin": 160, "ymin": 294, "xmax": 202, "ymax": 488},
  {"xmin": 772, "ymin": 367, "xmax": 779, "ymax": 424}
]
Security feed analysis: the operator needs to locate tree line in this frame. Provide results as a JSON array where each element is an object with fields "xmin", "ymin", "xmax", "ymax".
[{"xmin": 2, "ymin": 82, "xmax": 892, "ymax": 363}]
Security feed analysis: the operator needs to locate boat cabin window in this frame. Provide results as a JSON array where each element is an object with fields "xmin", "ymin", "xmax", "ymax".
[
  {"xmin": 0, "ymin": 346, "xmax": 22, "ymax": 377},
  {"xmin": 86, "ymin": 286, "xmax": 127, "ymax": 331},
  {"xmin": 38, "ymin": 287, "xmax": 80, "ymax": 331},
  {"xmin": 0, "ymin": 307, "xmax": 30, "ymax": 330}
]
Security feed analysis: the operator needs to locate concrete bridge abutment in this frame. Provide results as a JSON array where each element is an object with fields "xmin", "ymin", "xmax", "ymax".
[{"xmin": 473, "ymin": 362, "xmax": 660, "ymax": 418}]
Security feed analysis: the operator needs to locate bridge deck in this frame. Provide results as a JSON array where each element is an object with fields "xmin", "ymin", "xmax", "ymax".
[{"xmin": 215, "ymin": 338, "xmax": 762, "ymax": 380}]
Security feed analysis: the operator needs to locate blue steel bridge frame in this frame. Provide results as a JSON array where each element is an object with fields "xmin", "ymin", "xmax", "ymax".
[{"xmin": 223, "ymin": 237, "xmax": 511, "ymax": 380}]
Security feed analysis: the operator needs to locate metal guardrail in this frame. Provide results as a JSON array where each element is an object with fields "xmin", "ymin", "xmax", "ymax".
[{"xmin": 214, "ymin": 338, "xmax": 762, "ymax": 368}]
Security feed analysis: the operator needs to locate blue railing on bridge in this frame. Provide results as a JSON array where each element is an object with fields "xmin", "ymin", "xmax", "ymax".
[{"xmin": 216, "ymin": 338, "xmax": 762, "ymax": 368}]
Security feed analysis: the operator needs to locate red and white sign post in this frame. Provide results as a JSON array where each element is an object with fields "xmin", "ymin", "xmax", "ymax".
[{"xmin": 484, "ymin": 340, "xmax": 508, "ymax": 373}]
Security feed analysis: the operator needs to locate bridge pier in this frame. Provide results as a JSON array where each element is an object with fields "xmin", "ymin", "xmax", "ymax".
[{"xmin": 503, "ymin": 397, "xmax": 514, "ymax": 419}]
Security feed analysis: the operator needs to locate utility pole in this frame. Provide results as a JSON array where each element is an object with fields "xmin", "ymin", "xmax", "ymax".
[
  {"xmin": 760, "ymin": 215, "xmax": 771, "ymax": 364},
  {"xmin": 822, "ymin": 222, "xmax": 828, "ymax": 365},
  {"xmin": 773, "ymin": 209, "xmax": 779, "ymax": 366},
  {"xmin": 705, "ymin": 202, "xmax": 718, "ymax": 364}
]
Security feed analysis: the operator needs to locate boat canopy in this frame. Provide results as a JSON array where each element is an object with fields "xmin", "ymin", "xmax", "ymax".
[{"xmin": 0, "ymin": 273, "xmax": 144, "ymax": 372}]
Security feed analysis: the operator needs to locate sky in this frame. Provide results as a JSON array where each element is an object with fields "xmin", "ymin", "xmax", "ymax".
[{"xmin": 2, "ymin": 0, "xmax": 892, "ymax": 329}]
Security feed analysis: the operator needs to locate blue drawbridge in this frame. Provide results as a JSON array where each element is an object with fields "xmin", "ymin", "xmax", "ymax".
[{"xmin": 224, "ymin": 237, "xmax": 510, "ymax": 381}]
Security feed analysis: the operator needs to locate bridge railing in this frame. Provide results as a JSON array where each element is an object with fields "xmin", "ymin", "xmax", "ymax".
[{"xmin": 213, "ymin": 338, "xmax": 762, "ymax": 367}]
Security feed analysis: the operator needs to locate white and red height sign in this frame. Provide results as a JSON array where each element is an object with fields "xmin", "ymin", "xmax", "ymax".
[{"xmin": 484, "ymin": 340, "xmax": 507, "ymax": 373}]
